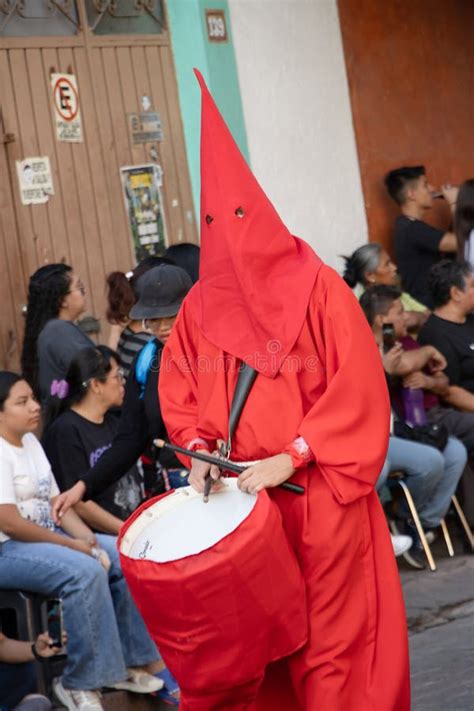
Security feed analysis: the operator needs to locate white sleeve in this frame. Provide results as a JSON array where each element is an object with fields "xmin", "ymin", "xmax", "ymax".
[{"xmin": 0, "ymin": 442, "xmax": 17, "ymax": 505}]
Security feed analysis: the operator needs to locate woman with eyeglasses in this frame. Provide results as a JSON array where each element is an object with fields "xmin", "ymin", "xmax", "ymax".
[
  {"xmin": 51, "ymin": 265, "xmax": 193, "ymax": 517},
  {"xmin": 105, "ymin": 256, "xmax": 174, "ymax": 379},
  {"xmin": 21, "ymin": 264, "xmax": 93, "ymax": 403},
  {"xmin": 42, "ymin": 346, "xmax": 144, "ymax": 535},
  {"xmin": 48, "ymin": 265, "xmax": 193, "ymax": 706}
]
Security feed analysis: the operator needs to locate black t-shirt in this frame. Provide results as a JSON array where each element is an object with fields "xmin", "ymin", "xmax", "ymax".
[
  {"xmin": 418, "ymin": 313, "xmax": 474, "ymax": 392},
  {"xmin": 64, "ymin": 338, "xmax": 180, "ymax": 499},
  {"xmin": 42, "ymin": 409, "xmax": 144, "ymax": 521},
  {"xmin": 394, "ymin": 215, "xmax": 444, "ymax": 308}
]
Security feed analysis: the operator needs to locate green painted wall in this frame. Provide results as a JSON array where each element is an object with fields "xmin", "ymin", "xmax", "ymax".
[{"xmin": 166, "ymin": 0, "xmax": 249, "ymax": 224}]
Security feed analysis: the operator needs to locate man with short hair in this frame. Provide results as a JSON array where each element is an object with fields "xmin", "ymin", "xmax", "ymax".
[
  {"xmin": 385, "ymin": 165, "xmax": 458, "ymax": 307},
  {"xmin": 419, "ymin": 260, "xmax": 474, "ymax": 417},
  {"xmin": 360, "ymin": 284, "xmax": 467, "ymax": 567}
]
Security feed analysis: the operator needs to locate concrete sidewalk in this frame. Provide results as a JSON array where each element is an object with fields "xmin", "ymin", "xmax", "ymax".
[
  {"xmin": 75, "ymin": 554, "xmax": 474, "ymax": 711},
  {"xmin": 402, "ymin": 554, "xmax": 474, "ymax": 632},
  {"xmin": 401, "ymin": 555, "xmax": 474, "ymax": 711}
]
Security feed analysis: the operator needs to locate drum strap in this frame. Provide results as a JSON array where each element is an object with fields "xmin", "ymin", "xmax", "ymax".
[{"xmin": 224, "ymin": 363, "xmax": 258, "ymax": 458}]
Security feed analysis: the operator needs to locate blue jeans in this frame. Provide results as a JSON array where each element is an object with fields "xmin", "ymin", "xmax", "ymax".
[
  {"xmin": 376, "ymin": 436, "xmax": 467, "ymax": 528},
  {"xmin": 0, "ymin": 533, "xmax": 158, "ymax": 690}
]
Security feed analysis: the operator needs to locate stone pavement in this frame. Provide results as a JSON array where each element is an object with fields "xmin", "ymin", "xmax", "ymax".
[
  {"xmin": 59, "ymin": 552, "xmax": 474, "ymax": 711},
  {"xmin": 401, "ymin": 553, "xmax": 474, "ymax": 711},
  {"xmin": 102, "ymin": 554, "xmax": 474, "ymax": 711}
]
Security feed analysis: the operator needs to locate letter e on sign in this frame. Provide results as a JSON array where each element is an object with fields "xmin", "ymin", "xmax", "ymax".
[
  {"xmin": 53, "ymin": 76, "xmax": 78, "ymax": 121},
  {"xmin": 51, "ymin": 73, "xmax": 83, "ymax": 143},
  {"xmin": 205, "ymin": 10, "xmax": 227, "ymax": 42}
]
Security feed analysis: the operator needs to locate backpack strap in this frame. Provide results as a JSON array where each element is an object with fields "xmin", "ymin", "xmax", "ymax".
[{"xmin": 135, "ymin": 340, "xmax": 158, "ymax": 400}]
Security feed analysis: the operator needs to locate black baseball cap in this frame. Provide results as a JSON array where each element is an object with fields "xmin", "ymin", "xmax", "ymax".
[{"xmin": 129, "ymin": 264, "xmax": 192, "ymax": 320}]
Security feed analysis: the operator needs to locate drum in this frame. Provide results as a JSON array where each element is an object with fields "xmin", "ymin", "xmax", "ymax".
[{"xmin": 118, "ymin": 479, "xmax": 307, "ymax": 707}]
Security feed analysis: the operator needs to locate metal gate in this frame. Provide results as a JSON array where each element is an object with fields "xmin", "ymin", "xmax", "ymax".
[{"xmin": 0, "ymin": 1, "xmax": 197, "ymax": 369}]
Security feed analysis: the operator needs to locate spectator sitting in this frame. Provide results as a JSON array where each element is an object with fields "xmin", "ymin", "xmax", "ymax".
[
  {"xmin": 364, "ymin": 282, "xmax": 474, "ymax": 459},
  {"xmin": 21, "ymin": 265, "xmax": 93, "ymax": 403},
  {"xmin": 418, "ymin": 260, "xmax": 474, "ymax": 413},
  {"xmin": 0, "ymin": 629, "xmax": 65, "ymax": 711},
  {"xmin": 360, "ymin": 285, "xmax": 467, "ymax": 567},
  {"xmin": 50, "ymin": 264, "xmax": 193, "ymax": 521},
  {"xmin": 454, "ymin": 179, "xmax": 474, "ymax": 270},
  {"xmin": 0, "ymin": 371, "xmax": 163, "ymax": 711},
  {"xmin": 341, "ymin": 242, "xmax": 428, "ymax": 330},
  {"xmin": 42, "ymin": 347, "xmax": 143, "ymax": 535},
  {"xmin": 106, "ymin": 256, "xmax": 173, "ymax": 377},
  {"xmin": 384, "ymin": 166, "xmax": 458, "ymax": 308}
]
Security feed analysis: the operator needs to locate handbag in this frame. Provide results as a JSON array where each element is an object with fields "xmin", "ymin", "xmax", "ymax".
[{"xmin": 392, "ymin": 418, "xmax": 449, "ymax": 452}]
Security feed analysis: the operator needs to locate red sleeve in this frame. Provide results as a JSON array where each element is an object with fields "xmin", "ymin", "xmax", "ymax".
[
  {"xmin": 159, "ymin": 299, "xmax": 216, "ymax": 468},
  {"xmin": 298, "ymin": 268, "xmax": 390, "ymax": 505}
]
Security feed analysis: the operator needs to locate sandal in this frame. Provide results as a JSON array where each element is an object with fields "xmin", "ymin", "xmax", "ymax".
[{"xmin": 154, "ymin": 667, "xmax": 180, "ymax": 706}]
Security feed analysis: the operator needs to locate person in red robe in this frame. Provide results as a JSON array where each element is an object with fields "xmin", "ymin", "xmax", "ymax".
[{"xmin": 158, "ymin": 70, "xmax": 410, "ymax": 711}]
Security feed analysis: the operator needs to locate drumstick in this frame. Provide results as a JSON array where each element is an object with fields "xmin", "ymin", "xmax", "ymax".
[
  {"xmin": 203, "ymin": 474, "xmax": 213, "ymax": 503},
  {"xmin": 154, "ymin": 439, "xmax": 305, "ymax": 495}
]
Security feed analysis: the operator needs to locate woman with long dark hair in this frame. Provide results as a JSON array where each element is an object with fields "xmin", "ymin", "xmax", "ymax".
[
  {"xmin": 21, "ymin": 264, "xmax": 92, "ymax": 402},
  {"xmin": 50, "ymin": 264, "xmax": 194, "ymax": 706},
  {"xmin": 454, "ymin": 179, "xmax": 474, "ymax": 269},
  {"xmin": 51, "ymin": 265, "xmax": 192, "ymax": 514},
  {"xmin": 43, "ymin": 347, "xmax": 143, "ymax": 535},
  {"xmin": 0, "ymin": 371, "xmax": 162, "ymax": 709}
]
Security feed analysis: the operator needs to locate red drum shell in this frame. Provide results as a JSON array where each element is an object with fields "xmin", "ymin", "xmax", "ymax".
[{"xmin": 118, "ymin": 488, "xmax": 307, "ymax": 699}]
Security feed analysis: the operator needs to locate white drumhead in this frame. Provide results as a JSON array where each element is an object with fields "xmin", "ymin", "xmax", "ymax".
[{"xmin": 120, "ymin": 479, "xmax": 256, "ymax": 563}]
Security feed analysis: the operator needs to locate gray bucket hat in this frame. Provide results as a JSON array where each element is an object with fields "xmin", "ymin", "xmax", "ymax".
[{"xmin": 129, "ymin": 264, "xmax": 192, "ymax": 320}]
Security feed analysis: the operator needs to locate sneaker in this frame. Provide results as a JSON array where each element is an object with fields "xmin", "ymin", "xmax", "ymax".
[
  {"xmin": 53, "ymin": 678, "xmax": 103, "ymax": 710},
  {"xmin": 391, "ymin": 534, "xmax": 413, "ymax": 557},
  {"xmin": 111, "ymin": 668, "xmax": 164, "ymax": 694},
  {"xmin": 425, "ymin": 529, "xmax": 437, "ymax": 545}
]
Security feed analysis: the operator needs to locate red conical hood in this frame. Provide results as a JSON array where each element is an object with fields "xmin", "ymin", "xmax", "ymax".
[{"xmin": 186, "ymin": 69, "xmax": 322, "ymax": 377}]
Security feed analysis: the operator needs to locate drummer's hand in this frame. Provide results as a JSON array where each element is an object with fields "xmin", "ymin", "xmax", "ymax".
[
  {"xmin": 188, "ymin": 450, "xmax": 224, "ymax": 494},
  {"xmin": 238, "ymin": 454, "xmax": 295, "ymax": 495}
]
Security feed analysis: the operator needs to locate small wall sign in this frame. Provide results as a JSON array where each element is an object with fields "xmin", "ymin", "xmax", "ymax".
[
  {"xmin": 51, "ymin": 73, "xmax": 83, "ymax": 143},
  {"xmin": 205, "ymin": 9, "xmax": 227, "ymax": 42},
  {"xmin": 128, "ymin": 112, "xmax": 163, "ymax": 144},
  {"xmin": 16, "ymin": 156, "xmax": 54, "ymax": 205}
]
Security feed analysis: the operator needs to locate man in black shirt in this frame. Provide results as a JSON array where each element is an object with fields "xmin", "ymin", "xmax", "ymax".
[
  {"xmin": 385, "ymin": 166, "xmax": 458, "ymax": 308},
  {"xmin": 419, "ymin": 260, "xmax": 474, "ymax": 407}
]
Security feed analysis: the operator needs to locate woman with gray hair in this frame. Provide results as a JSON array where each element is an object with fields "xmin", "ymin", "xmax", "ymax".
[{"xmin": 342, "ymin": 242, "xmax": 429, "ymax": 330}]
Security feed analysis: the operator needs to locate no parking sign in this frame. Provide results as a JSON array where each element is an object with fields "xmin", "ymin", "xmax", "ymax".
[{"xmin": 51, "ymin": 73, "xmax": 83, "ymax": 143}]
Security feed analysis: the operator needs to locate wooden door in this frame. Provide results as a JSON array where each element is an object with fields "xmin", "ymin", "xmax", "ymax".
[{"xmin": 0, "ymin": 0, "xmax": 197, "ymax": 370}]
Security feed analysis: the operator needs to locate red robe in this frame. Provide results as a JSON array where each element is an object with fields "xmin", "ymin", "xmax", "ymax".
[{"xmin": 159, "ymin": 265, "xmax": 410, "ymax": 711}]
